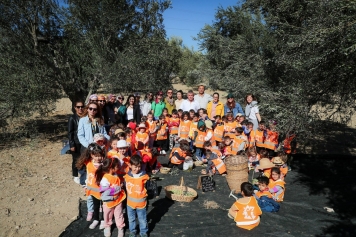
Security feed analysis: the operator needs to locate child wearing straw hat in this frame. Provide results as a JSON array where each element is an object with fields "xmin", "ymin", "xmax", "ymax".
[
  {"xmin": 136, "ymin": 123, "xmax": 149, "ymax": 149},
  {"xmin": 255, "ymin": 158, "xmax": 275, "ymax": 178}
]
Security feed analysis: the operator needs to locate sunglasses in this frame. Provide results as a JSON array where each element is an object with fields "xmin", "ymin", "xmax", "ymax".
[
  {"xmin": 75, "ymin": 106, "xmax": 84, "ymax": 109},
  {"xmin": 118, "ymin": 97, "xmax": 123, "ymax": 100},
  {"xmin": 88, "ymin": 107, "xmax": 97, "ymax": 111},
  {"xmin": 98, "ymin": 100, "xmax": 105, "ymax": 102},
  {"xmin": 91, "ymin": 100, "xmax": 98, "ymax": 102}
]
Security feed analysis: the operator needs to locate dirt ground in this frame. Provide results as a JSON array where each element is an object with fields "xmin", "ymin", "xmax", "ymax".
[{"xmin": 0, "ymin": 84, "xmax": 355, "ymax": 236}]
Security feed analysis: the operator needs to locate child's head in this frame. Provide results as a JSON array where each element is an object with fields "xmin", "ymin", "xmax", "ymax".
[
  {"xmin": 110, "ymin": 137, "xmax": 119, "ymax": 150},
  {"xmin": 248, "ymin": 147, "xmax": 257, "ymax": 157},
  {"xmin": 235, "ymin": 113, "xmax": 242, "ymax": 122},
  {"xmin": 109, "ymin": 124, "xmax": 119, "ymax": 137},
  {"xmin": 193, "ymin": 113, "xmax": 199, "ymax": 122},
  {"xmin": 95, "ymin": 158, "xmax": 120, "ymax": 186},
  {"xmin": 218, "ymin": 142, "xmax": 225, "ymax": 151},
  {"xmin": 182, "ymin": 111, "xmax": 189, "ymax": 120},
  {"xmin": 259, "ymin": 121, "xmax": 266, "ymax": 130},
  {"xmin": 269, "ymin": 119, "xmax": 278, "ymax": 130},
  {"xmin": 76, "ymin": 143, "xmax": 104, "ymax": 169},
  {"xmin": 118, "ymin": 132, "xmax": 126, "ymax": 140},
  {"xmin": 198, "ymin": 108, "xmax": 207, "ymax": 118},
  {"xmin": 205, "ymin": 150, "xmax": 212, "ymax": 159},
  {"xmin": 235, "ymin": 127, "xmax": 244, "ymax": 135},
  {"xmin": 159, "ymin": 114, "xmax": 165, "ymax": 123},
  {"xmin": 162, "ymin": 108, "xmax": 169, "ymax": 117},
  {"xmin": 238, "ymin": 115, "xmax": 245, "ymax": 123},
  {"xmin": 214, "ymin": 115, "xmax": 221, "ymax": 123},
  {"xmin": 247, "ymin": 122, "xmax": 254, "ymax": 131},
  {"xmin": 129, "ymin": 155, "xmax": 142, "ymax": 174},
  {"xmin": 259, "ymin": 149, "xmax": 268, "ymax": 159},
  {"xmin": 125, "ymin": 128, "xmax": 132, "ymax": 136},
  {"xmin": 138, "ymin": 123, "xmax": 146, "ymax": 133},
  {"xmin": 178, "ymin": 109, "xmax": 183, "ymax": 118},
  {"xmin": 141, "ymin": 116, "xmax": 148, "ymax": 123},
  {"xmin": 93, "ymin": 133, "xmax": 106, "ymax": 148},
  {"xmin": 271, "ymin": 167, "xmax": 281, "ymax": 181},
  {"xmin": 117, "ymin": 140, "xmax": 129, "ymax": 155},
  {"xmin": 203, "ymin": 141, "xmax": 212, "ymax": 150},
  {"xmin": 222, "ymin": 115, "xmax": 227, "ymax": 123},
  {"xmin": 147, "ymin": 112, "xmax": 153, "ymax": 121},
  {"xmin": 197, "ymin": 120, "xmax": 206, "ymax": 131},
  {"xmin": 241, "ymin": 182, "xmax": 254, "ymax": 197},
  {"xmin": 180, "ymin": 140, "xmax": 190, "ymax": 155},
  {"xmin": 172, "ymin": 109, "xmax": 178, "ymax": 118},
  {"xmin": 226, "ymin": 112, "xmax": 233, "ymax": 121},
  {"xmin": 257, "ymin": 176, "xmax": 269, "ymax": 191},
  {"xmin": 224, "ymin": 136, "xmax": 232, "ymax": 145},
  {"xmin": 189, "ymin": 109, "xmax": 195, "ymax": 119}
]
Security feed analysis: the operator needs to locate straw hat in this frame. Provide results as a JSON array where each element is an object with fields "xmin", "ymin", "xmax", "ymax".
[
  {"xmin": 205, "ymin": 120, "xmax": 213, "ymax": 129},
  {"xmin": 117, "ymin": 140, "xmax": 129, "ymax": 148},
  {"xmin": 114, "ymin": 129, "xmax": 124, "ymax": 135},
  {"xmin": 272, "ymin": 156, "xmax": 284, "ymax": 166},
  {"xmin": 256, "ymin": 158, "xmax": 275, "ymax": 170}
]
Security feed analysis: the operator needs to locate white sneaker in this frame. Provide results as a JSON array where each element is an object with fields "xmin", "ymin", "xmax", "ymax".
[
  {"xmin": 117, "ymin": 228, "xmax": 124, "ymax": 237},
  {"xmin": 161, "ymin": 150, "xmax": 166, "ymax": 155},
  {"xmin": 89, "ymin": 220, "xmax": 99, "ymax": 229},
  {"xmin": 73, "ymin": 177, "xmax": 80, "ymax": 184},
  {"xmin": 104, "ymin": 227, "xmax": 111, "ymax": 237},
  {"xmin": 99, "ymin": 220, "xmax": 106, "ymax": 229}
]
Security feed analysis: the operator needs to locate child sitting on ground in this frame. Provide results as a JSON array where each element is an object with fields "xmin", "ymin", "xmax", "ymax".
[
  {"xmin": 255, "ymin": 176, "xmax": 272, "ymax": 198},
  {"xmin": 269, "ymin": 167, "xmax": 286, "ymax": 202},
  {"xmin": 256, "ymin": 158, "xmax": 275, "ymax": 178},
  {"xmin": 228, "ymin": 182, "xmax": 262, "ymax": 230},
  {"xmin": 247, "ymin": 147, "xmax": 260, "ymax": 170},
  {"xmin": 271, "ymin": 154, "xmax": 288, "ymax": 180},
  {"xmin": 168, "ymin": 140, "xmax": 192, "ymax": 170},
  {"xmin": 201, "ymin": 142, "xmax": 226, "ymax": 175},
  {"xmin": 124, "ymin": 155, "xmax": 150, "ymax": 237}
]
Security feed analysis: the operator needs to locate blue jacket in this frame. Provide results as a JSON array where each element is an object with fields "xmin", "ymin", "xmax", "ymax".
[
  {"xmin": 77, "ymin": 116, "xmax": 110, "ymax": 148},
  {"xmin": 224, "ymin": 103, "xmax": 244, "ymax": 118}
]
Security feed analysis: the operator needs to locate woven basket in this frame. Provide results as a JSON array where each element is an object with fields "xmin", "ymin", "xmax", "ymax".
[
  {"xmin": 165, "ymin": 177, "xmax": 197, "ymax": 202},
  {"xmin": 225, "ymin": 155, "xmax": 249, "ymax": 193},
  {"xmin": 194, "ymin": 160, "xmax": 203, "ymax": 167},
  {"xmin": 160, "ymin": 167, "xmax": 171, "ymax": 174}
]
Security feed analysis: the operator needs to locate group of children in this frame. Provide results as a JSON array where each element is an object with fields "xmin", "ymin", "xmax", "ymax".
[{"xmin": 75, "ymin": 105, "xmax": 296, "ymax": 235}]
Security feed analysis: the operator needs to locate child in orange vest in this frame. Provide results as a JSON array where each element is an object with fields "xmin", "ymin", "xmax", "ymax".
[
  {"xmin": 136, "ymin": 123, "xmax": 149, "ymax": 149},
  {"xmin": 168, "ymin": 109, "xmax": 180, "ymax": 149},
  {"xmin": 224, "ymin": 112, "xmax": 238, "ymax": 138},
  {"xmin": 202, "ymin": 141, "xmax": 226, "ymax": 175},
  {"xmin": 168, "ymin": 140, "xmax": 192, "ymax": 170},
  {"xmin": 179, "ymin": 112, "xmax": 192, "ymax": 140},
  {"xmin": 228, "ymin": 182, "xmax": 262, "ymax": 230},
  {"xmin": 247, "ymin": 147, "xmax": 260, "ymax": 170},
  {"xmin": 76, "ymin": 143, "xmax": 104, "ymax": 229},
  {"xmin": 189, "ymin": 109, "xmax": 195, "ymax": 120},
  {"xmin": 271, "ymin": 154, "xmax": 288, "ymax": 180},
  {"xmin": 256, "ymin": 158, "xmax": 275, "ymax": 178},
  {"xmin": 96, "ymin": 158, "xmax": 126, "ymax": 237},
  {"xmin": 193, "ymin": 120, "xmax": 207, "ymax": 159},
  {"xmin": 269, "ymin": 167, "xmax": 286, "ymax": 202},
  {"xmin": 115, "ymin": 140, "xmax": 131, "ymax": 179},
  {"xmin": 213, "ymin": 115, "xmax": 225, "ymax": 147},
  {"xmin": 124, "ymin": 155, "xmax": 150, "ymax": 237},
  {"xmin": 254, "ymin": 176, "xmax": 272, "ymax": 198},
  {"xmin": 156, "ymin": 115, "xmax": 168, "ymax": 154},
  {"xmin": 249, "ymin": 121, "xmax": 266, "ymax": 153},
  {"xmin": 264, "ymin": 120, "xmax": 279, "ymax": 158},
  {"xmin": 222, "ymin": 136, "xmax": 233, "ymax": 156},
  {"xmin": 177, "ymin": 109, "xmax": 183, "ymax": 119},
  {"xmin": 146, "ymin": 112, "xmax": 157, "ymax": 149},
  {"xmin": 107, "ymin": 137, "xmax": 119, "ymax": 158}
]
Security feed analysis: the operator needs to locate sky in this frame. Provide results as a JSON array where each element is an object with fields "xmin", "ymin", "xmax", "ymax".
[{"xmin": 162, "ymin": 0, "xmax": 240, "ymax": 51}]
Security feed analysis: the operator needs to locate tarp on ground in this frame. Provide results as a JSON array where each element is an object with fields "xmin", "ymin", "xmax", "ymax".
[{"xmin": 60, "ymin": 154, "xmax": 356, "ymax": 237}]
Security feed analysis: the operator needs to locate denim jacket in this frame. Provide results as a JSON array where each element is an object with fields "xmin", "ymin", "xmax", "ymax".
[
  {"xmin": 77, "ymin": 116, "xmax": 110, "ymax": 148},
  {"xmin": 224, "ymin": 103, "xmax": 245, "ymax": 118}
]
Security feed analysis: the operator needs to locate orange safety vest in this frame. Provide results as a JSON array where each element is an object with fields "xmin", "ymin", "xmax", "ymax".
[
  {"xmin": 179, "ymin": 120, "xmax": 191, "ymax": 139},
  {"xmin": 231, "ymin": 197, "xmax": 262, "ymax": 230},
  {"xmin": 211, "ymin": 148, "xmax": 222, "ymax": 157},
  {"xmin": 211, "ymin": 158, "xmax": 226, "ymax": 174},
  {"xmin": 107, "ymin": 149, "xmax": 120, "ymax": 159},
  {"xmin": 102, "ymin": 173, "xmax": 126, "ymax": 208},
  {"xmin": 255, "ymin": 190, "xmax": 272, "ymax": 199},
  {"xmin": 231, "ymin": 135, "xmax": 247, "ymax": 155},
  {"xmin": 268, "ymin": 179, "xmax": 285, "ymax": 202},
  {"xmin": 169, "ymin": 147, "xmax": 186, "ymax": 165},
  {"xmin": 147, "ymin": 120, "xmax": 157, "ymax": 138},
  {"xmin": 156, "ymin": 123, "xmax": 168, "ymax": 140},
  {"xmin": 283, "ymin": 134, "xmax": 296, "ymax": 154},
  {"xmin": 214, "ymin": 124, "xmax": 225, "ymax": 142},
  {"xmin": 195, "ymin": 130, "xmax": 206, "ymax": 148},
  {"xmin": 224, "ymin": 121, "xmax": 238, "ymax": 138},
  {"xmin": 85, "ymin": 161, "xmax": 101, "ymax": 199},
  {"xmin": 264, "ymin": 130, "xmax": 279, "ymax": 150},
  {"xmin": 136, "ymin": 132, "xmax": 148, "ymax": 143},
  {"xmin": 134, "ymin": 150, "xmax": 152, "ymax": 163},
  {"xmin": 113, "ymin": 156, "xmax": 130, "ymax": 179},
  {"xmin": 124, "ymin": 173, "xmax": 149, "ymax": 209},
  {"xmin": 263, "ymin": 168, "xmax": 272, "ymax": 178},
  {"xmin": 169, "ymin": 117, "xmax": 180, "ymax": 135},
  {"xmin": 249, "ymin": 129, "xmax": 265, "ymax": 148}
]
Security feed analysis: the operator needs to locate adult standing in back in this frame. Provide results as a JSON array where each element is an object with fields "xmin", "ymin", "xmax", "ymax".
[
  {"xmin": 151, "ymin": 91, "xmax": 166, "ymax": 120},
  {"xmin": 194, "ymin": 84, "xmax": 212, "ymax": 109},
  {"xmin": 180, "ymin": 90, "xmax": 200, "ymax": 112},
  {"xmin": 174, "ymin": 90, "xmax": 184, "ymax": 110},
  {"xmin": 245, "ymin": 93, "xmax": 261, "ymax": 130},
  {"xmin": 164, "ymin": 88, "xmax": 175, "ymax": 114},
  {"xmin": 224, "ymin": 93, "xmax": 245, "ymax": 118},
  {"xmin": 141, "ymin": 92, "xmax": 154, "ymax": 116},
  {"xmin": 67, "ymin": 99, "xmax": 86, "ymax": 184},
  {"xmin": 206, "ymin": 92, "xmax": 224, "ymax": 121},
  {"xmin": 124, "ymin": 94, "xmax": 142, "ymax": 125}
]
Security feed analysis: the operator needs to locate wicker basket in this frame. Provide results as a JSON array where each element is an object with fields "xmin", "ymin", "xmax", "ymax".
[
  {"xmin": 160, "ymin": 167, "xmax": 171, "ymax": 174},
  {"xmin": 225, "ymin": 155, "xmax": 249, "ymax": 193},
  {"xmin": 194, "ymin": 160, "xmax": 203, "ymax": 167},
  {"xmin": 165, "ymin": 177, "xmax": 197, "ymax": 202}
]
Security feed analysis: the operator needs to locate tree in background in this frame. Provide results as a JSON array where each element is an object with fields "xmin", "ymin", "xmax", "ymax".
[{"xmin": 197, "ymin": 0, "xmax": 356, "ymax": 139}]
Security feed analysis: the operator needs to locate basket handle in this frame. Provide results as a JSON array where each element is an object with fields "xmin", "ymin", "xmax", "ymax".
[{"xmin": 179, "ymin": 176, "xmax": 184, "ymax": 187}]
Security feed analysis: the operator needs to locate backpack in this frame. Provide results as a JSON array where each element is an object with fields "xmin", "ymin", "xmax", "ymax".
[
  {"xmin": 145, "ymin": 179, "xmax": 158, "ymax": 199},
  {"xmin": 256, "ymin": 196, "xmax": 280, "ymax": 212}
]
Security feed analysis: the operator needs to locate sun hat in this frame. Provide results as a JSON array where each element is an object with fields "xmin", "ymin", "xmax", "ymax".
[
  {"xmin": 93, "ymin": 133, "xmax": 105, "ymax": 142},
  {"xmin": 235, "ymin": 113, "xmax": 243, "ymax": 118},
  {"xmin": 117, "ymin": 140, "xmax": 129, "ymax": 148},
  {"xmin": 205, "ymin": 120, "xmax": 213, "ymax": 129},
  {"xmin": 272, "ymin": 156, "xmax": 284, "ymax": 166},
  {"xmin": 114, "ymin": 129, "xmax": 124, "ymax": 135},
  {"xmin": 138, "ymin": 123, "xmax": 146, "ymax": 129},
  {"xmin": 227, "ymin": 93, "xmax": 234, "ymax": 99},
  {"xmin": 256, "ymin": 158, "xmax": 275, "ymax": 170}
]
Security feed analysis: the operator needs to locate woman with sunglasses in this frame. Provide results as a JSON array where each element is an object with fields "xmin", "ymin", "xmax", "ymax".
[
  {"xmin": 77, "ymin": 102, "xmax": 110, "ymax": 151},
  {"xmin": 67, "ymin": 99, "xmax": 86, "ymax": 184}
]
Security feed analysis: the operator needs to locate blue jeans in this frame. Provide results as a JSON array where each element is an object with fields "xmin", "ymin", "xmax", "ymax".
[
  {"xmin": 127, "ymin": 206, "xmax": 148, "ymax": 235},
  {"xmin": 78, "ymin": 167, "xmax": 86, "ymax": 185},
  {"xmin": 195, "ymin": 148, "xmax": 204, "ymax": 160},
  {"xmin": 87, "ymin": 195, "xmax": 94, "ymax": 213}
]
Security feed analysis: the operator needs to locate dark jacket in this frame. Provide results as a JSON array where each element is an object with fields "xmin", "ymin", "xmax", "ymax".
[
  {"xmin": 68, "ymin": 113, "xmax": 80, "ymax": 148},
  {"xmin": 124, "ymin": 104, "xmax": 141, "ymax": 124}
]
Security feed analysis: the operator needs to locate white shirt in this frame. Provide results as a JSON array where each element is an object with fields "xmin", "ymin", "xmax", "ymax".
[
  {"xmin": 141, "ymin": 101, "xmax": 152, "ymax": 116},
  {"xmin": 248, "ymin": 105, "xmax": 259, "ymax": 120},
  {"xmin": 194, "ymin": 93, "xmax": 213, "ymax": 109},
  {"xmin": 180, "ymin": 99, "xmax": 200, "ymax": 112},
  {"xmin": 126, "ymin": 107, "xmax": 133, "ymax": 120}
]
